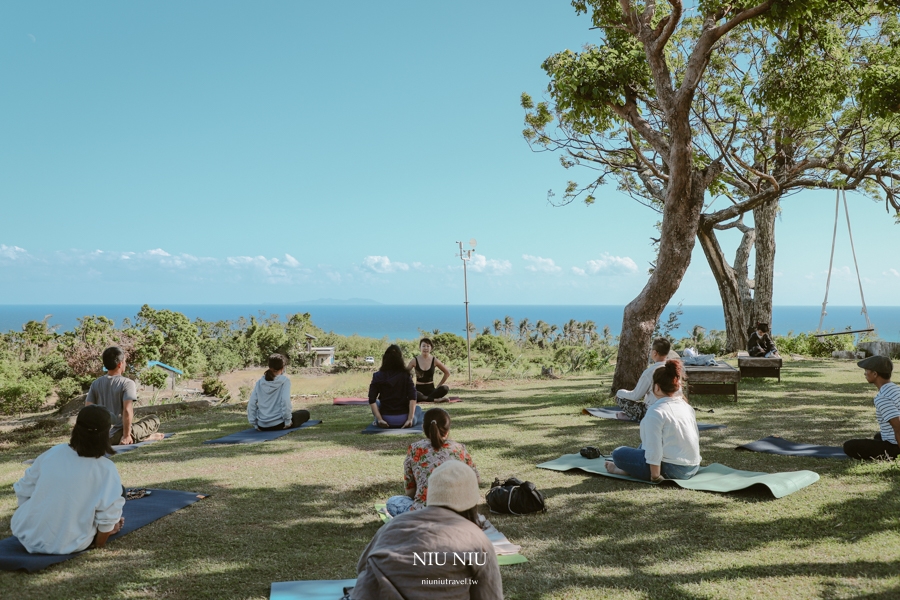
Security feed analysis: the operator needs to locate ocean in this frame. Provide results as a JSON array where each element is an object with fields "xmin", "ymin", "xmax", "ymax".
[{"xmin": 1, "ymin": 304, "xmax": 898, "ymax": 342}]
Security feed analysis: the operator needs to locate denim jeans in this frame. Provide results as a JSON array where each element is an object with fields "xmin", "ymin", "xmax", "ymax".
[
  {"xmin": 386, "ymin": 495, "xmax": 414, "ymax": 516},
  {"xmin": 611, "ymin": 446, "xmax": 700, "ymax": 481}
]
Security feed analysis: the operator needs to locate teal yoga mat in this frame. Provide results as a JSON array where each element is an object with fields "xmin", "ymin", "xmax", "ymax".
[
  {"xmin": 536, "ymin": 453, "xmax": 819, "ymax": 499},
  {"xmin": 270, "ymin": 579, "xmax": 356, "ymax": 600}
]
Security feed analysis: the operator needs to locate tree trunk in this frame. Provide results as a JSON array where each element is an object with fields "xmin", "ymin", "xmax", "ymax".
[
  {"xmin": 696, "ymin": 218, "xmax": 754, "ymax": 352},
  {"xmin": 612, "ymin": 170, "xmax": 707, "ymax": 393},
  {"xmin": 749, "ymin": 200, "xmax": 778, "ymax": 329}
]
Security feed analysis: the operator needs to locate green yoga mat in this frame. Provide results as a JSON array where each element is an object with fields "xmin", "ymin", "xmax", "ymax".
[
  {"xmin": 373, "ymin": 504, "xmax": 528, "ymax": 565},
  {"xmin": 536, "ymin": 453, "xmax": 819, "ymax": 499}
]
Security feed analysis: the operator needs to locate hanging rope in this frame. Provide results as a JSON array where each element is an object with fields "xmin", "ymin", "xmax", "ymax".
[
  {"xmin": 817, "ymin": 191, "xmax": 841, "ymax": 332},
  {"xmin": 817, "ymin": 188, "xmax": 875, "ymax": 336},
  {"xmin": 842, "ymin": 188, "xmax": 874, "ymax": 332}
]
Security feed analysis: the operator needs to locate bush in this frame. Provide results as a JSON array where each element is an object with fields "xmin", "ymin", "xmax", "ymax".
[
  {"xmin": 202, "ymin": 377, "xmax": 230, "ymax": 400},
  {"xmin": 431, "ymin": 332, "xmax": 468, "ymax": 362},
  {"xmin": 140, "ymin": 368, "xmax": 169, "ymax": 391},
  {"xmin": 775, "ymin": 331, "xmax": 855, "ymax": 357},
  {"xmin": 56, "ymin": 377, "xmax": 84, "ymax": 403},
  {"xmin": 471, "ymin": 334, "xmax": 515, "ymax": 366},
  {"xmin": 0, "ymin": 370, "xmax": 53, "ymax": 415}
]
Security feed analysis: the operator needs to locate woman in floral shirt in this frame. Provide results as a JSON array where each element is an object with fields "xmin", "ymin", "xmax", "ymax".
[{"xmin": 385, "ymin": 407, "xmax": 479, "ymax": 516}]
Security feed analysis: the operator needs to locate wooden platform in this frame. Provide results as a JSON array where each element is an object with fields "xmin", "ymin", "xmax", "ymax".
[
  {"xmin": 737, "ymin": 351, "xmax": 782, "ymax": 381},
  {"xmin": 684, "ymin": 363, "xmax": 740, "ymax": 402}
]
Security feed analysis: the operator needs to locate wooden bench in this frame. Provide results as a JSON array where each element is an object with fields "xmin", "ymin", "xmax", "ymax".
[
  {"xmin": 737, "ymin": 350, "xmax": 782, "ymax": 381},
  {"xmin": 684, "ymin": 363, "xmax": 740, "ymax": 402}
]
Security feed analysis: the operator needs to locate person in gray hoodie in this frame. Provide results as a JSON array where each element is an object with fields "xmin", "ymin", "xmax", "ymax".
[{"xmin": 247, "ymin": 354, "xmax": 310, "ymax": 430}]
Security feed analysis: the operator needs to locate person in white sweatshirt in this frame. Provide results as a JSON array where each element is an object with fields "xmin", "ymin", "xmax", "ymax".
[
  {"xmin": 614, "ymin": 337, "xmax": 677, "ymax": 422},
  {"xmin": 247, "ymin": 354, "xmax": 310, "ymax": 430},
  {"xmin": 606, "ymin": 359, "xmax": 701, "ymax": 482},
  {"xmin": 12, "ymin": 405, "xmax": 126, "ymax": 554}
]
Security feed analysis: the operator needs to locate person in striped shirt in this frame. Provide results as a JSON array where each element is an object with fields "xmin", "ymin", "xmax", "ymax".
[{"xmin": 843, "ymin": 356, "xmax": 900, "ymax": 460}]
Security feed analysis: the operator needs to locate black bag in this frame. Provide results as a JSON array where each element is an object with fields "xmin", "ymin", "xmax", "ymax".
[{"xmin": 486, "ymin": 477, "xmax": 546, "ymax": 515}]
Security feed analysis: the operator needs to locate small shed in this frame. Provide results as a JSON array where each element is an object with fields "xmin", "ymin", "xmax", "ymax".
[
  {"xmin": 310, "ymin": 347, "xmax": 335, "ymax": 367},
  {"xmin": 303, "ymin": 333, "xmax": 318, "ymax": 352},
  {"xmin": 146, "ymin": 361, "xmax": 184, "ymax": 390}
]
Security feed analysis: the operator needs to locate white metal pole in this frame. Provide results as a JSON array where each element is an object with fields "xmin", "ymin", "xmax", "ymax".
[{"xmin": 463, "ymin": 253, "xmax": 472, "ymax": 383}]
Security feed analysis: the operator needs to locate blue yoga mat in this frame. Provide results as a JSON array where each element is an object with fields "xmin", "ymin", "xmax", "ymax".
[
  {"xmin": 202, "ymin": 420, "xmax": 322, "ymax": 445},
  {"xmin": 582, "ymin": 407, "xmax": 726, "ymax": 431},
  {"xmin": 270, "ymin": 579, "xmax": 356, "ymax": 600},
  {"xmin": 736, "ymin": 436, "xmax": 849, "ymax": 459},
  {"xmin": 113, "ymin": 432, "xmax": 175, "ymax": 454},
  {"xmin": 0, "ymin": 489, "xmax": 207, "ymax": 572}
]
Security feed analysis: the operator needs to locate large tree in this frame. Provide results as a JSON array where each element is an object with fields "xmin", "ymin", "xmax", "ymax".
[{"xmin": 523, "ymin": 1, "xmax": 900, "ymax": 390}]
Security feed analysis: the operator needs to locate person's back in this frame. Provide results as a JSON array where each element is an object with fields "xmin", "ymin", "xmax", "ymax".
[
  {"xmin": 405, "ymin": 438, "xmax": 478, "ymax": 510},
  {"xmin": 248, "ymin": 354, "xmax": 309, "ymax": 430},
  {"xmin": 86, "ymin": 374, "xmax": 135, "ymax": 436}
]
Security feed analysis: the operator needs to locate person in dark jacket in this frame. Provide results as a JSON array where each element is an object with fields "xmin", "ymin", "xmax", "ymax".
[
  {"xmin": 369, "ymin": 345, "xmax": 420, "ymax": 428},
  {"xmin": 747, "ymin": 323, "xmax": 780, "ymax": 357}
]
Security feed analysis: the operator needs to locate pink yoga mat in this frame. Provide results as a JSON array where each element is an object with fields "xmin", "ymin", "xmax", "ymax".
[{"xmin": 333, "ymin": 397, "xmax": 462, "ymax": 405}]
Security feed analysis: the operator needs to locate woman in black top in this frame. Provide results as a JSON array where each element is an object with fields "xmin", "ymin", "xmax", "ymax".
[
  {"xmin": 369, "ymin": 345, "xmax": 419, "ymax": 428},
  {"xmin": 407, "ymin": 338, "xmax": 451, "ymax": 402}
]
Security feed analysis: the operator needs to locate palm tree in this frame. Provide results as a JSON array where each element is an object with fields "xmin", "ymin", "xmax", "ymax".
[
  {"xmin": 493, "ymin": 319, "xmax": 503, "ymax": 335},
  {"xmin": 504, "ymin": 315, "xmax": 514, "ymax": 338}
]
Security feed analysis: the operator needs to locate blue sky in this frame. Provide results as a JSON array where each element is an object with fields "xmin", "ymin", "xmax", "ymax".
[{"xmin": 1, "ymin": 1, "xmax": 898, "ymax": 307}]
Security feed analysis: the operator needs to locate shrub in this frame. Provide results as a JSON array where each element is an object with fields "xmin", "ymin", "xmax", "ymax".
[
  {"xmin": 471, "ymin": 334, "xmax": 515, "ymax": 366},
  {"xmin": 0, "ymin": 367, "xmax": 53, "ymax": 415},
  {"xmin": 56, "ymin": 377, "xmax": 84, "ymax": 404},
  {"xmin": 238, "ymin": 385, "xmax": 251, "ymax": 403},
  {"xmin": 775, "ymin": 331, "xmax": 855, "ymax": 357},
  {"xmin": 431, "ymin": 332, "xmax": 468, "ymax": 362},
  {"xmin": 140, "ymin": 368, "xmax": 169, "ymax": 391},
  {"xmin": 202, "ymin": 377, "xmax": 230, "ymax": 400}
]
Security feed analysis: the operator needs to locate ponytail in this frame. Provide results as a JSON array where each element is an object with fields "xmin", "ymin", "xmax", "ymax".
[
  {"xmin": 423, "ymin": 407, "xmax": 451, "ymax": 450},
  {"xmin": 653, "ymin": 359, "xmax": 684, "ymax": 396},
  {"xmin": 265, "ymin": 353, "xmax": 287, "ymax": 381}
]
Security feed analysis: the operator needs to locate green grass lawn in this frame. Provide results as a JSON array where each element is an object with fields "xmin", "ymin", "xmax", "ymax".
[{"xmin": 1, "ymin": 360, "xmax": 899, "ymax": 599}]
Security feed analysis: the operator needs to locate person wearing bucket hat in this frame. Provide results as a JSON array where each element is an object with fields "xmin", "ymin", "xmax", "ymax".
[
  {"xmin": 352, "ymin": 460, "xmax": 502, "ymax": 599},
  {"xmin": 843, "ymin": 356, "xmax": 900, "ymax": 460},
  {"xmin": 11, "ymin": 406, "xmax": 126, "ymax": 554}
]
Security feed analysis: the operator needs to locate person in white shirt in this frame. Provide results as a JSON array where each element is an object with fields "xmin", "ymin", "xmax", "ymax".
[
  {"xmin": 247, "ymin": 354, "xmax": 310, "ymax": 430},
  {"xmin": 614, "ymin": 337, "xmax": 675, "ymax": 421},
  {"xmin": 11, "ymin": 405, "xmax": 125, "ymax": 554},
  {"xmin": 606, "ymin": 359, "xmax": 701, "ymax": 481}
]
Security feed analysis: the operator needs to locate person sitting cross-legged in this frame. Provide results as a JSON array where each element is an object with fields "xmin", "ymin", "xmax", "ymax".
[
  {"xmin": 385, "ymin": 407, "xmax": 479, "ymax": 516},
  {"xmin": 614, "ymin": 337, "xmax": 677, "ymax": 422},
  {"xmin": 606, "ymin": 359, "xmax": 701, "ymax": 482},
  {"xmin": 85, "ymin": 346, "xmax": 164, "ymax": 445},
  {"xmin": 843, "ymin": 356, "xmax": 900, "ymax": 460},
  {"xmin": 11, "ymin": 405, "xmax": 126, "ymax": 554},
  {"xmin": 368, "ymin": 345, "xmax": 420, "ymax": 429},
  {"xmin": 747, "ymin": 322, "xmax": 780, "ymax": 358},
  {"xmin": 247, "ymin": 353, "xmax": 310, "ymax": 431}
]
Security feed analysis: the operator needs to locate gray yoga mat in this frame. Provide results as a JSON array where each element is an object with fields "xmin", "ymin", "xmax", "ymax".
[
  {"xmin": 582, "ymin": 407, "xmax": 726, "ymax": 431},
  {"xmin": 23, "ymin": 433, "xmax": 176, "ymax": 464},
  {"xmin": 0, "ymin": 489, "xmax": 207, "ymax": 572},
  {"xmin": 270, "ymin": 579, "xmax": 357, "ymax": 600},
  {"xmin": 202, "ymin": 420, "xmax": 321, "ymax": 445},
  {"xmin": 536, "ymin": 453, "xmax": 819, "ymax": 498},
  {"xmin": 361, "ymin": 422, "xmax": 424, "ymax": 435},
  {"xmin": 737, "ymin": 436, "xmax": 849, "ymax": 459}
]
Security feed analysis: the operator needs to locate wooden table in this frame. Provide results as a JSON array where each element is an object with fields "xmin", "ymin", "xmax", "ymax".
[
  {"xmin": 684, "ymin": 363, "xmax": 740, "ymax": 402},
  {"xmin": 737, "ymin": 350, "xmax": 782, "ymax": 381}
]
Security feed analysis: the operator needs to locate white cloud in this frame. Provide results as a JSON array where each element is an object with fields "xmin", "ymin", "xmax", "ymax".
[
  {"xmin": 0, "ymin": 244, "xmax": 28, "ymax": 261},
  {"xmin": 885, "ymin": 268, "xmax": 900, "ymax": 278},
  {"xmin": 147, "ymin": 248, "xmax": 170, "ymax": 257},
  {"xmin": 571, "ymin": 267, "xmax": 586, "ymax": 276},
  {"xmin": 468, "ymin": 254, "xmax": 512, "ymax": 275},
  {"xmin": 583, "ymin": 253, "xmax": 638, "ymax": 275},
  {"xmin": 284, "ymin": 253, "xmax": 301, "ymax": 268},
  {"xmin": 363, "ymin": 255, "xmax": 409, "ymax": 273},
  {"xmin": 522, "ymin": 255, "xmax": 561, "ymax": 273}
]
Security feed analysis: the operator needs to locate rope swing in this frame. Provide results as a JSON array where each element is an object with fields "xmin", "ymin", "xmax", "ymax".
[{"xmin": 817, "ymin": 188, "xmax": 875, "ymax": 338}]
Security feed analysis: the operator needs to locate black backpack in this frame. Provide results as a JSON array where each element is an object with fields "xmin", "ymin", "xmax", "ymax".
[{"xmin": 486, "ymin": 477, "xmax": 546, "ymax": 515}]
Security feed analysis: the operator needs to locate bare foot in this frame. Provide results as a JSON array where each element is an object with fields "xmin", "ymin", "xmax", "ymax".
[
  {"xmin": 146, "ymin": 432, "xmax": 166, "ymax": 441},
  {"xmin": 605, "ymin": 461, "xmax": 629, "ymax": 476}
]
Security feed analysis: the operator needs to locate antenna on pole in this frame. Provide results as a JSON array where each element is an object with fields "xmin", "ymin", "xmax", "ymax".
[{"xmin": 456, "ymin": 239, "xmax": 476, "ymax": 383}]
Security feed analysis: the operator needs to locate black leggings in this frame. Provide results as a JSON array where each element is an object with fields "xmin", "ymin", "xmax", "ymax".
[
  {"xmin": 415, "ymin": 383, "xmax": 449, "ymax": 402},
  {"xmin": 843, "ymin": 432, "xmax": 900, "ymax": 460},
  {"xmin": 258, "ymin": 410, "xmax": 311, "ymax": 431}
]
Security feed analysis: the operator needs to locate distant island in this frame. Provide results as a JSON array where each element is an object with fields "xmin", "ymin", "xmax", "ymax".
[{"xmin": 295, "ymin": 298, "xmax": 383, "ymax": 306}]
